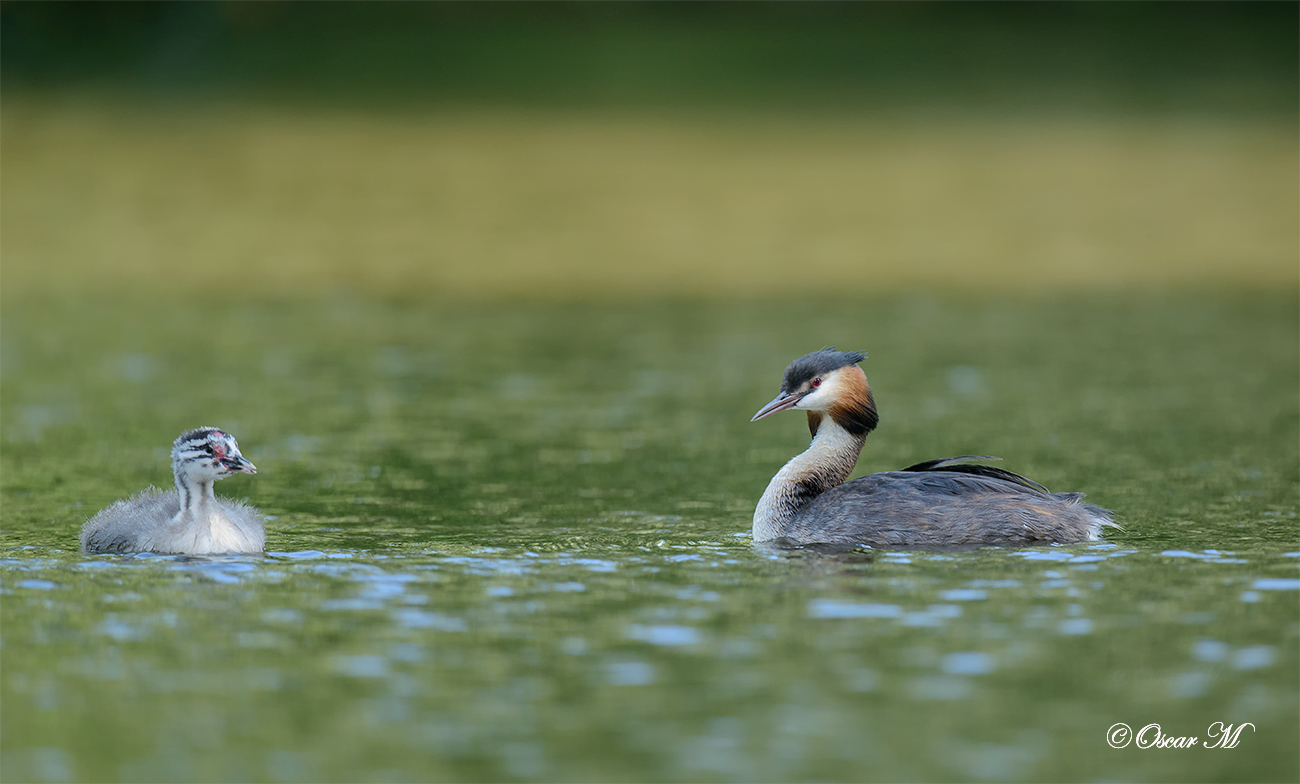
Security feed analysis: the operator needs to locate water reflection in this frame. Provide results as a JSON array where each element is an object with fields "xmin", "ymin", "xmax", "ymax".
[{"xmin": 4, "ymin": 533, "xmax": 1298, "ymax": 781}]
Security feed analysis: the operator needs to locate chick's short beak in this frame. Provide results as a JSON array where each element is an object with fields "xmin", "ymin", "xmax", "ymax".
[
  {"xmin": 751, "ymin": 391, "xmax": 804, "ymax": 422},
  {"xmin": 223, "ymin": 455, "xmax": 257, "ymax": 474}
]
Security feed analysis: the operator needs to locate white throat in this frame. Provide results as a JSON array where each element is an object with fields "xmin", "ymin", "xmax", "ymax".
[
  {"xmin": 752, "ymin": 416, "xmax": 866, "ymax": 541},
  {"xmin": 176, "ymin": 473, "xmax": 216, "ymax": 513},
  {"xmin": 173, "ymin": 472, "xmax": 247, "ymax": 554}
]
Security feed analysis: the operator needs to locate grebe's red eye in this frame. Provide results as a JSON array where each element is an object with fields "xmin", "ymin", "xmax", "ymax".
[{"xmin": 812, "ymin": 378, "xmax": 822, "ymax": 388}]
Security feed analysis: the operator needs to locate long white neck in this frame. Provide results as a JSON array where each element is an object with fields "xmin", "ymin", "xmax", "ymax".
[
  {"xmin": 175, "ymin": 471, "xmax": 216, "ymax": 518},
  {"xmin": 753, "ymin": 416, "xmax": 866, "ymax": 541}
]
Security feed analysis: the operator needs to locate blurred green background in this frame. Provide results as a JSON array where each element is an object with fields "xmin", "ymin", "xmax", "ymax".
[
  {"xmin": 3, "ymin": 6, "xmax": 1299, "ymax": 783},
  {"xmin": 3, "ymin": 2, "xmax": 1296, "ymax": 302}
]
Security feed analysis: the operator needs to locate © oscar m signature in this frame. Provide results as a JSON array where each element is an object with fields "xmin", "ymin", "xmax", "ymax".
[{"xmin": 1107, "ymin": 722, "xmax": 1254, "ymax": 749}]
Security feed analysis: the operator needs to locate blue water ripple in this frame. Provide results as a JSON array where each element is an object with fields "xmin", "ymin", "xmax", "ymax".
[
  {"xmin": 1253, "ymin": 578, "xmax": 1300, "ymax": 591},
  {"xmin": 626, "ymin": 624, "xmax": 702, "ymax": 646},
  {"xmin": 808, "ymin": 600, "xmax": 903, "ymax": 619},
  {"xmin": 942, "ymin": 651, "xmax": 997, "ymax": 675}
]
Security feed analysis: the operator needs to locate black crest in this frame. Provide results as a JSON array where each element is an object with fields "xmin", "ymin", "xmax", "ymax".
[{"xmin": 782, "ymin": 348, "xmax": 866, "ymax": 392}]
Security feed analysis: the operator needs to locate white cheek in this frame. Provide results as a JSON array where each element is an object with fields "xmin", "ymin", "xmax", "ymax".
[
  {"xmin": 793, "ymin": 373, "xmax": 847, "ymax": 410},
  {"xmin": 795, "ymin": 389, "xmax": 824, "ymax": 409},
  {"xmin": 796, "ymin": 386, "xmax": 838, "ymax": 410}
]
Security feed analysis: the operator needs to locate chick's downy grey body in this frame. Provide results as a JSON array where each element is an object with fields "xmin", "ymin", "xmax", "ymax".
[
  {"xmin": 751, "ymin": 349, "xmax": 1114, "ymax": 548},
  {"xmin": 80, "ymin": 428, "xmax": 265, "ymax": 555}
]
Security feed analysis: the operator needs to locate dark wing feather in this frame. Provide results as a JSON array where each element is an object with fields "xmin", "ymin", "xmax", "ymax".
[{"xmin": 899, "ymin": 455, "xmax": 1050, "ymax": 495}]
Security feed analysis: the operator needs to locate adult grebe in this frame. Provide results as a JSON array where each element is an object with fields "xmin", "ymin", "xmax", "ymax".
[
  {"xmin": 750, "ymin": 349, "xmax": 1113, "ymax": 547},
  {"xmin": 80, "ymin": 427, "xmax": 265, "ymax": 555}
]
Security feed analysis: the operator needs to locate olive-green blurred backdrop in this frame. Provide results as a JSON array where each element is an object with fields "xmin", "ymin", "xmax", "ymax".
[{"xmin": 3, "ymin": 3, "xmax": 1296, "ymax": 303}]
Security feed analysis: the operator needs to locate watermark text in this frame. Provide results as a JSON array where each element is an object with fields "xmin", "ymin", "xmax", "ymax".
[{"xmin": 1107, "ymin": 722, "xmax": 1253, "ymax": 749}]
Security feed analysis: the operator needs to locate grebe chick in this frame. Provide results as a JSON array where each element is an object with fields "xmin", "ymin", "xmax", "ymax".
[
  {"xmin": 80, "ymin": 427, "xmax": 265, "ymax": 555},
  {"xmin": 751, "ymin": 349, "xmax": 1114, "ymax": 548}
]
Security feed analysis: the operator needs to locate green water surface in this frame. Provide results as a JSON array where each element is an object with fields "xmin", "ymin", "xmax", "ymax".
[{"xmin": 2, "ymin": 293, "xmax": 1297, "ymax": 782}]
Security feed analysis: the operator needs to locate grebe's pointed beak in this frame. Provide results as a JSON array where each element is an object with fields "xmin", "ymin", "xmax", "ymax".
[
  {"xmin": 223, "ymin": 455, "xmax": 257, "ymax": 475},
  {"xmin": 751, "ymin": 391, "xmax": 803, "ymax": 422}
]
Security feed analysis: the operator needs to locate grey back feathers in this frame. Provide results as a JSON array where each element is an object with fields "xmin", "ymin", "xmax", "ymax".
[
  {"xmin": 794, "ymin": 467, "xmax": 1114, "ymax": 548},
  {"xmin": 900, "ymin": 456, "xmax": 1050, "ymax": 495}
]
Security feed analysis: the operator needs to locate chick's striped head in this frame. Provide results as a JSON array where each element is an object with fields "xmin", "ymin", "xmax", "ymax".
[{"xmin": 172, "ymin": 427, "xmax": 257, "ymax": 481}]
